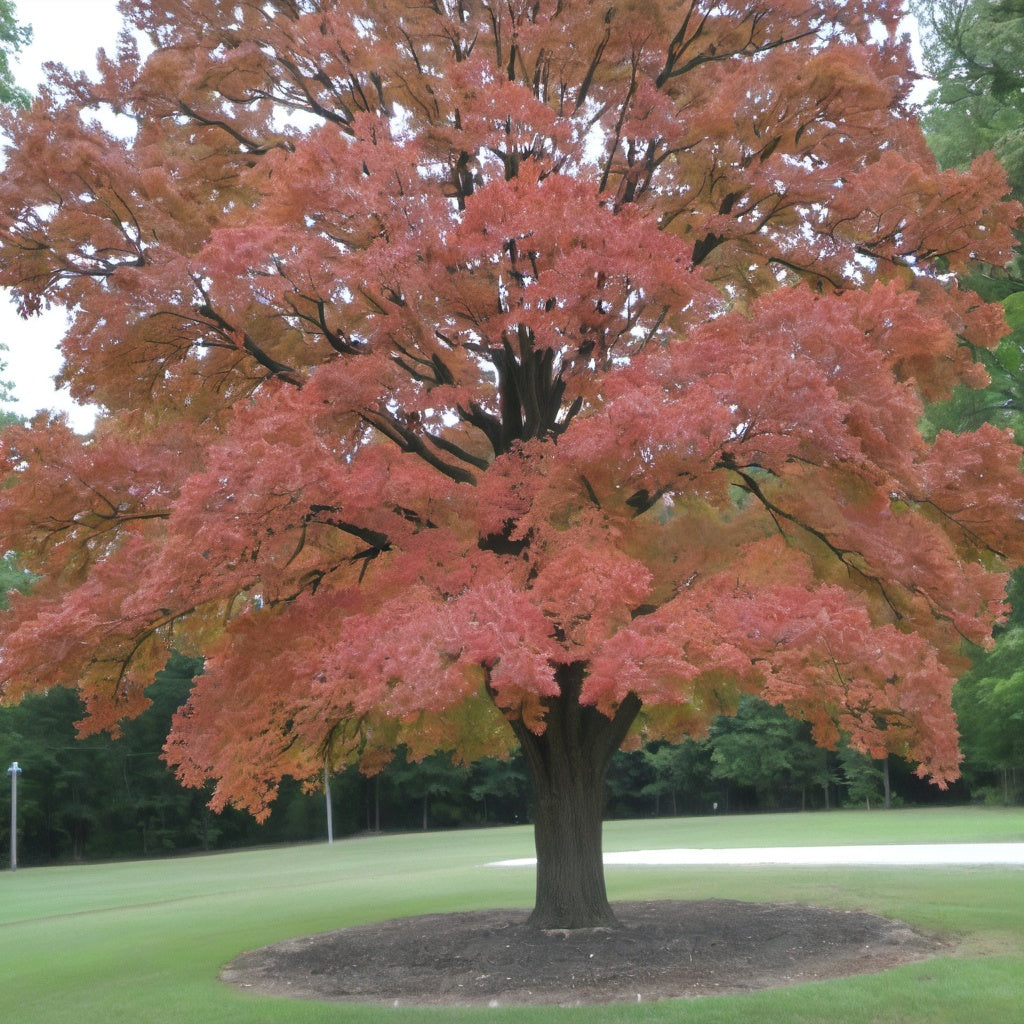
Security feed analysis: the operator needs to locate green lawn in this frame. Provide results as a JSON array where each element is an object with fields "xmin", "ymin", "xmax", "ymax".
[{"xmin": 1, "ymin": 808, "xmax": 1022, "ymax": 1024}]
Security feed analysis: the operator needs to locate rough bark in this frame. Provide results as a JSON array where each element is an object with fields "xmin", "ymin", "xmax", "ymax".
[{"xmin": 510, "ymin": 664, "xmax": 641, "ymax": 929}]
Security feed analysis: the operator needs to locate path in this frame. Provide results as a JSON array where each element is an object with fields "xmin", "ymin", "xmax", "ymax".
[{"xmin": 490, "ymin": 842, "xmax": 1024, "ymax": 867}]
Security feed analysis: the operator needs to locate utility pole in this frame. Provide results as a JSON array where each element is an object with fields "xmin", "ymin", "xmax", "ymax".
[
  {"xmin": 7, "ymin": 761, "xmax": 22, "ymax": 871},
  {"xmin": 324, "ymin": 763, "xmax": 334, "ymax": 846}
]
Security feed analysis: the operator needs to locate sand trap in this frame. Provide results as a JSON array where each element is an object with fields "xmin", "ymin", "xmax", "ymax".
[{"xmin": 490, "ymin": 843, "xmax": 1024, "ymax": 868}]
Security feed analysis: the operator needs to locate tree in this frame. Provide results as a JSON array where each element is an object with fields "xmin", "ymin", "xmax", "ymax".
[
  {"xmin": 838, "ymin": 742, "xmax": 889, "ymax": 809},
  {"xmin": 952, "ymin": 573, "xmax": 1024, "ymax": 804},
  {"xmin": 642, "ymin": 740, "xmax": 720, "ymax": 816},
  {"xmin": 955, "ymin": 641, "xmax": 1024, "ymax": 803},
  {"xmin": 0, "ymin": 1, "xmax": 1021, "ymax": 929},
  {"xmin": 468, "ymin": 753, "xmax": 529, "ymax": 824},
  {"xmin": 0, "ymin": 0, "xmax": 29, "ymax": 109},
  {"xmin": 0, "ymin": 0, "xmax": 32, "ymax": 619},
  {"xmin": 708, "ymin": 696, "xmax": 832, "ymax": 810},
  {"xmin": 914, "ymin": 0, "xmax": 1024, "ymax": 441},
  {"xmin": 0, "ymin": 652, "xmax": 348, "ymax": 863},
  {"xmin": 381, "ymin": 748, "xmax": 471, "ymax": 830},
  {"xmin": 605, "ymin": 746, "xmax": 658, "ymax": 819},
  {"xmin": 0, "ymin": 391, "xmax": 32, "ymax": 609},
  {"xmin": 914, "ymin": 0, "xmax": 1024, "ymax": 200}
]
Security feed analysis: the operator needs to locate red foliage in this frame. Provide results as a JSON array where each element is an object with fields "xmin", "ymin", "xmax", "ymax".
[{"xmin": 0, "ymin": 0, "xmax": 1022, "ymax": 817}]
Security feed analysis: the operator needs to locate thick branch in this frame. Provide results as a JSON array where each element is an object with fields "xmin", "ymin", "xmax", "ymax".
[
  {"xmin": 361, "ymin": 410, "xmax": 478, "ymax": 484},
  {"xmin": 194, "ymin": 289, "xmax": 304, "ymax": 386}
]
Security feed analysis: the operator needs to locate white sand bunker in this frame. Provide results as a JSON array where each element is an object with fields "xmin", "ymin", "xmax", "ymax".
[{"xmin": 491, "ymin": 843, "xmax": 1024, "ymax": 868}]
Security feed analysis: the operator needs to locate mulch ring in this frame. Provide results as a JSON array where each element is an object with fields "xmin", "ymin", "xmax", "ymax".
[{"xmin": 222, "ymin": 899, "xmax": 948, "ymax": 1007}]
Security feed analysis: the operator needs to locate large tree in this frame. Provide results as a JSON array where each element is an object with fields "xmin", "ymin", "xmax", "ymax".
[{"xmin": 0, "ymin": 1, "xmax": 1022, "ymax": 929}]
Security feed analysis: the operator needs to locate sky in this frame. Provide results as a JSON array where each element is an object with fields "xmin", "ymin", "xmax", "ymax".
[{"xmin": 1, "ymin": 0, "xmax": 124, "ymax": 430}]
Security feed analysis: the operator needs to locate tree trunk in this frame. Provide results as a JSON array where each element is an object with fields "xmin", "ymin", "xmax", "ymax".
[{"xmin": 507, "ymin": 663, "xmax": 641, "ymax": 930}]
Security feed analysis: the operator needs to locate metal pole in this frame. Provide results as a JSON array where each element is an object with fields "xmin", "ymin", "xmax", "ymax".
[
  {"xmin": 7, "ymin": 762, "xmax": 21, "ymax": 871},
  {"xmin": 324, "ymin": 763, "xmax": 334, "ymax": 846}
]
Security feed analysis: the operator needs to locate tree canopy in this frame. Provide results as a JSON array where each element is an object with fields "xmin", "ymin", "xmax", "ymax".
[{"xmin": 0, "ymin": 0, "xmax": 1021, "ymax": 926}]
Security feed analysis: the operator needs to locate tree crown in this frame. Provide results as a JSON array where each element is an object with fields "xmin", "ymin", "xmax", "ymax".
[{"xmin": 0, "ymin": 0, "xmax": 1021, "ymax": 816}]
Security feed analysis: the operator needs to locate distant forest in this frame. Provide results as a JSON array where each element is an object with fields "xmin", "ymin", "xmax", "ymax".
[{"xmin": 2, "ymin": 650, "xmax": 1013, "ymax": 867}]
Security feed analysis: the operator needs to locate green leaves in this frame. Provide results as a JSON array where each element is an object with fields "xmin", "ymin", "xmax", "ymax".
[
  {"xmin": 915, "ymin": 0, "xmax": 1024, "ymax": 199},
  {"xmin": 1003, "ymin": 291, "xmax": 1024, "ymax": 333},
  {"xmin": 0, "ymin": 0, "xmax": 29, "ymax": 108}
]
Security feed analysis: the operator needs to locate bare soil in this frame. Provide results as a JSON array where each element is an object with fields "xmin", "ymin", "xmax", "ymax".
[{"xmin": 222, "ymin": 899, "xmax": 947, "ymax": 1007}]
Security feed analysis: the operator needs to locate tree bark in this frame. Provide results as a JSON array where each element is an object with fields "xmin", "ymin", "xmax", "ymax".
[{"xmin": 508, "ymin": 663, "xmax": 641, "ymax": 930}]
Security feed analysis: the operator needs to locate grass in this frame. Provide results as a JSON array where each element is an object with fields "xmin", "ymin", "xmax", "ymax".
[{"xmin": 1, "ymin": 807, "xmax": 1022, "ymax": 1023}]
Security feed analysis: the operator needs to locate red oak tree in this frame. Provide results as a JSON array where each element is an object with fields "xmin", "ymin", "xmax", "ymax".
[{"xmin": 0, "ymin": 0, "xmax": 1022, "ymax": 928}]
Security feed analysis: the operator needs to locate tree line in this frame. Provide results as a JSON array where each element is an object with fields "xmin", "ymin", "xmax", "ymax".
[{"xmin": 0, "ymin": 653, "xmax": 984, "ymax": 867}]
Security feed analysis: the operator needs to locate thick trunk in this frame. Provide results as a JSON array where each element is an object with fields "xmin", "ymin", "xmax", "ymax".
[
  {"xmin": 509, "ymin": 663, "xmax": 641, "ymax": 930},
  {"xmin": 526, "ymin": 735, "xmax": 615, "ymax": 929}
]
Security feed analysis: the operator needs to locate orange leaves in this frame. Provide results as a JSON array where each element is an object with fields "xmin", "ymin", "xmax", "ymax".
[
  {"xmin": 918, "ymin": 424, "xmax": 1024, "ymax": 566},
  {"xmin": 435, "ymin": 57, "xmax": 577, "ymax": 169},
  {"xmin": 582, "ymin": 590, "xmax": 761, "ymax": 721},
  {"xmin": 581, "ymin": 561, "xmax": 964, "ymax": 785},
  {"xmin": 831, "ymin": 150, "xmax": 1021, "ymax": 274},
  {"xmin": 444, "ymin": 165, "xmax": 710, "ymax": 369},
  {"xmin": 530, "ymin": 543, "xmax": 653, "ymax": 651},
  {"xmin": 163, "ymin": 578, "xmax": 557, "ymax": 816},
  {"xmin": 756, "ymin": 588, "xmax": 964, "ymax": 786},
  {"xmin": 3, "ymin": 0, "xmax": 1024, "ymax": 814},
  {"xmin": 446, "ymin": 581, "xmax": 562, "ymax": 729}
]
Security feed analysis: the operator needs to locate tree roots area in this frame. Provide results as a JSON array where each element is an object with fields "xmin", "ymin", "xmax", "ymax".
[{"xmin": 222, "ymin": 900, "xmax": 945, "ymax": 1008}]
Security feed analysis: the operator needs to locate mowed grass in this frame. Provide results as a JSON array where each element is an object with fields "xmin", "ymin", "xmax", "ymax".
[{"xmin": 1, "ymin": 807, "xmax": 1022, "ymax": 1024}]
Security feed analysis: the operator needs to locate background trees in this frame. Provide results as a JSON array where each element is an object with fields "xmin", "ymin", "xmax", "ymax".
[
  {"xmin": 0, "ymin": 0, "xmax": 28, "ymax": 108},
  {"xmin": 915, "ymin": 0, "xmax": 1024, "ymax": 440},
  {"xmin": 706, "ymin": 698, "xmax": 832, "ymax": 811},
  {"xmin": 914, "ymin": 0, "xmax": 1024, "ymax": 804},
  {"xmin": 914, "ymin": 0, "xmax": 1024, "ymax": 202}
]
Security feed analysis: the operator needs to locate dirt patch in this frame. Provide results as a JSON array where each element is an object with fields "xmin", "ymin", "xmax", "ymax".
[{"xmin": 222, "ymin": 900, "xmax": 947, "ymax": 1007}]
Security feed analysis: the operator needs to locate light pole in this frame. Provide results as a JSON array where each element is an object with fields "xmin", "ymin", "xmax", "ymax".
[
  {"xmin": 7, "ymin": 761, "xmax": 22, "ymax": 871},
  {"xmin": 324, "ymin": 763, "xmax": 334, "ymax": 846}
]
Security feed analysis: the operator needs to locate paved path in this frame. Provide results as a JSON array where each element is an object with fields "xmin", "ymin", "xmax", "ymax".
[{"xmin": 491, "ymin": 843, "xmax": 1024, "ymax": 868}]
